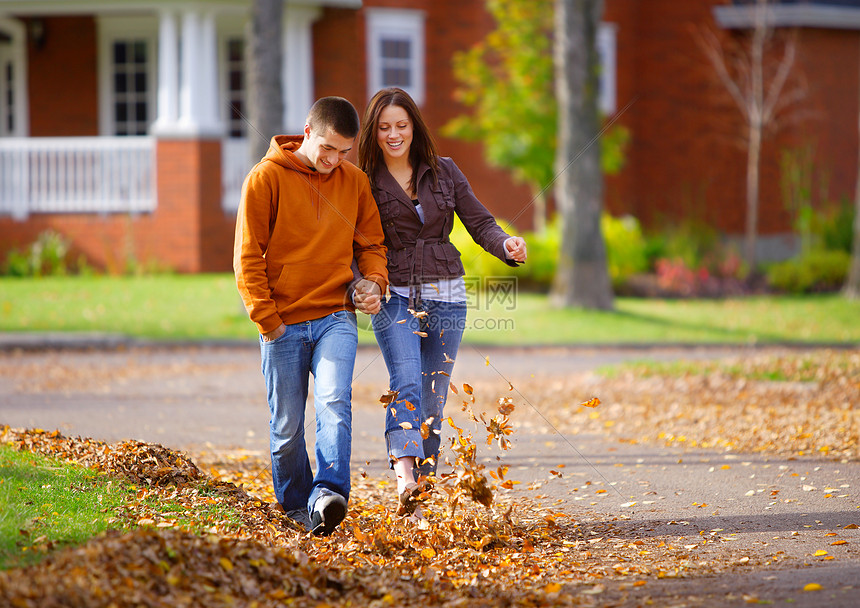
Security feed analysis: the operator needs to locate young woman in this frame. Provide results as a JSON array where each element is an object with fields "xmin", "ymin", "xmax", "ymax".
[{"xmin": 357, "ymin": 87, "xmax": 527, "ymax": 516}]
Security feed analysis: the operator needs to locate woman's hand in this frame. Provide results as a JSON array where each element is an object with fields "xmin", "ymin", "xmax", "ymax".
[{"xmin": 504, "ymin": 237, "xmax": 528, "ymax": 263}]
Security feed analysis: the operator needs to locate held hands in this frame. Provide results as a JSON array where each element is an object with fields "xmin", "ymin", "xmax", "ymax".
[
  {"xmin": 504, "ymin": 236, "xmax": 528, "ymax": 263},
  {"xmin": 354, "ymin": 278, "xmax": 382, "ymax": 315}
]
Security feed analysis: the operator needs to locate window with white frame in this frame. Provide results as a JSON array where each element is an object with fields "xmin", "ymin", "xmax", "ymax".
[
  {"xmin": 597, "ymin": 23, "xmax": 617, "ymax": 115},
  {"xmin": 98, "ymin": 17, "xmax": 157, "ymax": 136},
  {"xmin": 224, "ymin": 37, "xmax": 246, "ymax": 138},
  {"xmin": 1, "ymin": 40, "xmax": 14, "ymax": 135},
  {"xmin": 366, "ymin": 9, "xmax": 425, "ymax": 105},
  {"xmin": 0, "ymin": 18, "xmax": 27, "ymax": 137}
]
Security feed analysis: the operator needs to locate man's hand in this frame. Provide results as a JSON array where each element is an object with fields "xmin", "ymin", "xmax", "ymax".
[
  {"xmin": 354, "ymin": 279, "xmax": 382, "ymax": 314},
  {"xmin": 261, "ymin": 323, "xmax": 286, "ymax": 342},
  {"xmin": 504, "ymin": 236, "xmax": 528, "ymax": 262}
]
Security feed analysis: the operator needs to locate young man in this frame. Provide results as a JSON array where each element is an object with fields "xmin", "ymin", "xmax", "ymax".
[{"xmin": 234, "ymin": 97, "xmax": 387, "ymax": 535}]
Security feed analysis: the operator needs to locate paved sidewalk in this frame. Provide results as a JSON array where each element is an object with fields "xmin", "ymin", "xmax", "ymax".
[{"xmin": 1, "ymin": 341, "xmax": 857, "ymax": 607}]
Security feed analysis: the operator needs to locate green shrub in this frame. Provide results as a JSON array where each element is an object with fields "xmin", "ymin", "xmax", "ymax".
[
  {"xmin": 3, "ymin": 230, "xmax": 71, "ymax": 277},
  {"xmin": 450, "ymin": 216, "xmax": 558, "ymax": 291},
  {"xmin": 644, "ymin": 219, "xmax": 722, "ymax": 270},
  {"xmin": 813, "ymin": 198, "xmax": 855, "ymax": 254},
  {"xmin": 602, "ymin": 214, "xmax": 649, "ymax": 287},
  {"xmin": 766, "ymin": 250, "xmax": 850, "ymax": 293},
  {"xmin": 451, "ymin": 212, "xmax": 647, "ymax": 291}
]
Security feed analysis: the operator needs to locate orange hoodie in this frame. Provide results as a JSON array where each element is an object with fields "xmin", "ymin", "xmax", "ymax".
[{"xmin": 234, "ymin": 135, "xmax": 388, "ymax": 333}]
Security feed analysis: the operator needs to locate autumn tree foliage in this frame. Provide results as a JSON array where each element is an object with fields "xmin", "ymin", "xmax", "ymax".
[
  {"xmin": 444, "ymin": 0, "xmax": 556, "ymax": 234},
  {"xmin": 445, "ymin": 0, "xmax": 628, "ymax": 236}
]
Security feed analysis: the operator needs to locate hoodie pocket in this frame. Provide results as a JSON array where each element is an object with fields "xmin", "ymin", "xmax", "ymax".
[{"xmin": 272, "ymin": 263, "xmax": 354, "ymax": 310}]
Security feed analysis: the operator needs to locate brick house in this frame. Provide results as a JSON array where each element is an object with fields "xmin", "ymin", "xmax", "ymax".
[{"xmin": 0, "ymin": 0, "xmax": 857, "ymax": 272}]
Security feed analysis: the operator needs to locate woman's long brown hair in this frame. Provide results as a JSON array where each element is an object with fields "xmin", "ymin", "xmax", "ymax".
[{"xmin": 358, "ymin": 87, "xmax": 439, "ymax": 192}]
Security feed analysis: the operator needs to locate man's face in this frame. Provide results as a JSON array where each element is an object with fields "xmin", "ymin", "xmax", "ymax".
[{"xmin": 301, "ymin": 126, "xmax": 354, "ymax": 174}]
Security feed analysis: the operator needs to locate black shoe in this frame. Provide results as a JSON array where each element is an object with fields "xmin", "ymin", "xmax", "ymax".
[
  {"xmin": 311, "ymin": 491, "xmax": 347, "ymax": 536},
  {"xmin": 285, "ymin": 508, "xmax": 311, "ymax": 532}
]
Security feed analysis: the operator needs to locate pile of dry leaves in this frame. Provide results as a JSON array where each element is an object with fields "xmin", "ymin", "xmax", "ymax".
[{"xmin": 0, "ymin": 397, "xmax": 769, "ymax": 607}]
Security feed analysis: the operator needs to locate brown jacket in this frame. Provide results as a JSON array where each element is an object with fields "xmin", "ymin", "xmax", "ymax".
[{"xmin": 372, "ymin": 157, "xmax": 516, "ymax": 287}]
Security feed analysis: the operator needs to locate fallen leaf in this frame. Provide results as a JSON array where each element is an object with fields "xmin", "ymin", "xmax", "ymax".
[
  {"xmin": 813, "ymin": 550, "xmax": 828, "ymax": 557},
  {"xmin": 379, "ymin": 390, "xmax": 399, "ymax": 407},
  {"xmin": 803, "ymin": 583, "xmax": 823, "ymax": 592},
  {"xmin": 580, "ymin": 397, "xmax": 600, "ymax": 408}
]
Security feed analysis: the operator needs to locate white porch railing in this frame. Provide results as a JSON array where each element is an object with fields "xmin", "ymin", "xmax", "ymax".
[
  {"xmin": 0, "ymin": 137, "xmax": 156, "ymax": 219},
  {"xmin": 0, "ymin": 136, "xmax": 253, "ymax": 219}
]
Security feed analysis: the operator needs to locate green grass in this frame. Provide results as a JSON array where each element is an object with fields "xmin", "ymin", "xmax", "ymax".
[
  {"xmin": 0, "ymin": 443, "xmax": 245, "ymax": 570},
  {"xmin": 464, "ymin": 293, "xmax": 860, "ymax": 345},
  {"xmin": 1, "ymin": 275, "xmax": 859, "ymax": 345},
  {"xmin": 0, "ymin": 444, "xmax": 135, "ymax": 569}
]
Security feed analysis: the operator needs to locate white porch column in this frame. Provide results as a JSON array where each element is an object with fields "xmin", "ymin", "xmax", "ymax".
[
  {"xmin": 198, "ymin": 11, "xmax": 221, "ymax": 134},
  {"xmin": 283, "ymin": 5, "xmax": 322, "ymax": 132},
  {"xmin": 177, "ymin": 8, "xmax": 223, "ymax": 136},
  {"xmin": 152, "ymin": 10, "xmax": 179, "ymax": 134}
]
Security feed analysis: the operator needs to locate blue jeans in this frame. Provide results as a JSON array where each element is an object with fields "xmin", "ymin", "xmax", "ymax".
[
  {"xmin": 260, "ymin": 310, "xmax": 357, "ymax": 513},
  {"xmin": 372, "ymin": 293, "xmax": 466, "ymax": 477}
]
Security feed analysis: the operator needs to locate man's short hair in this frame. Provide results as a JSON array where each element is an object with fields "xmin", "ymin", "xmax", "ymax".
[{"xmin": 307, "ymin": 97, "xmax": 360, "ymax": 139}]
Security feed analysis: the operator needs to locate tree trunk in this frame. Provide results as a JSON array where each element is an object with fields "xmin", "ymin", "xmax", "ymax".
[
  {"xmin": 745, "ymin": 119, "xmax": 762, "ymax": 271},
  {"xmin": 550, "ymin": 0, "xmax": 613, "ymax": 310},
  {"xmin": 246, "ymin": 0, "xmax": 284, "ymax": 162}
]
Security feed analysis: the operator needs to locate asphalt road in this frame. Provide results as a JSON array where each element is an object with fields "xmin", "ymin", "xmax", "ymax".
[{"xmin": 1, "ymin": 339, "xmax": 858, "ymax": 607}]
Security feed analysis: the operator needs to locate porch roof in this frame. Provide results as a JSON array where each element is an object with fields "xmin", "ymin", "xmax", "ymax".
[
  {"xmin": 715, "ymin": 2, "xmax": 860, "ymax": 30},
  {"xmin": 0, "ymin": 0, "xmax": 361, "ymax": 16}
]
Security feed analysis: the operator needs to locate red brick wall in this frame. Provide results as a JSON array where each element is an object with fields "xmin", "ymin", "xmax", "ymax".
[
  {"xmin": 152, "ymin": 139, "xmax": 232, "ymax": 273},
  {"xmin": 787, "ymin": 28, "xmax": 860, "ymax": 220},
  {"xmin": 602, "ymin": 0, "xmax": 742, "ymax": 232},
  {"xmin": 604, "ymin": 0, "xmax": 859, "ymax": 236},
  {"xmin": 27, "ymin": 16, "xmax": 99, "ymax": 136}
]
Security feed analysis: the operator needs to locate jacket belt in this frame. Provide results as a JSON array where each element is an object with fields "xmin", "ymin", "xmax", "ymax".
[{"xmin": 408, "ymin": 238, "xmax": 425, "ymax": 311}]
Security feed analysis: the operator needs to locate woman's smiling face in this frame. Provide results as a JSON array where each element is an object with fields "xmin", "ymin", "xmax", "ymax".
[{"xmin": 376, "ymin": 104, "xmax": 413, "ymax": 163}]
